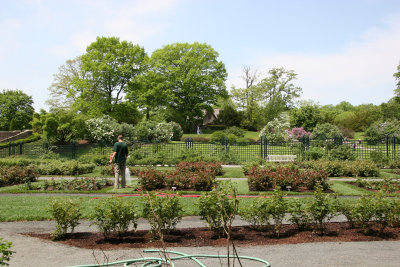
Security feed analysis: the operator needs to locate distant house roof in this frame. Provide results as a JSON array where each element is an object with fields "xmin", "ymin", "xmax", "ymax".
[{"xmin": 203, "ymin": 108, "xmax": 220, "ymax": 125}]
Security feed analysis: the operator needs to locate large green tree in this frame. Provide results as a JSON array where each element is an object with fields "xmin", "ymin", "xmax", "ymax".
[
  {"xmin": 0, "ymin": 89, "xmax": 34, "ymax": 131},
  {"xmin": 46, "ymin": 56, "xmax": 86, "ymax": 110},
  {"xmin": 132, "ymin": 42, "xmax": 227, "ymax": 132},
  {"xmin": 394, "ymin": 62, "xmax": 400, "ymax": 95},
  {"xmin": 290, "ymin": 103, "xmax": 322, "ymax": 132},
  {"xmin": 257, "ymin": 68, "xmax": 302, "ymax": 123},
  {"xmin": 72, "ymin": 36, "xmax": 147, "ymax": 118}
]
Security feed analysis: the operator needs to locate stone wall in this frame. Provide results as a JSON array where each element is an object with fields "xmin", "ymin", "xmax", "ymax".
[{"xmin": 0, "ymin": 130, "xmax": 32, "ymax": 143}]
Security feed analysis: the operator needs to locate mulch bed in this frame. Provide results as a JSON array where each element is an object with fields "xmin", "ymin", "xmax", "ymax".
[{"xmin": 27, "ymin": 222, "xmax": 400, "ymax": 250}]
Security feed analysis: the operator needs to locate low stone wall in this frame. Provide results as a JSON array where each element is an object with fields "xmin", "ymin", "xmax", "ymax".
[
  {"xmin": 0, "ymin": 130, "xmax": 32, "ymax": 143},
  {"xmin": 0, "ymin": 131, "xmax": 21, "ymax": 140}
]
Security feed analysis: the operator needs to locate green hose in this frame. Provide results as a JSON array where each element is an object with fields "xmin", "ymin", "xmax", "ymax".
[{"xmin": 68, "ymin": 249, "xmax": 271, "ymax": 267}]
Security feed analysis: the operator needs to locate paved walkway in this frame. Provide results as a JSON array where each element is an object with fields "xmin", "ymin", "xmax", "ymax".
[{"xmin": 1, "ymin": 218, "xmax": 400, "ymax": 267}]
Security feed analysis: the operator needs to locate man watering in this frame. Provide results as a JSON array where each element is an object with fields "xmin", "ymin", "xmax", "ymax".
[{"xmin": 109, "ymin": 135, "xmax": 129, "ymax": 189}]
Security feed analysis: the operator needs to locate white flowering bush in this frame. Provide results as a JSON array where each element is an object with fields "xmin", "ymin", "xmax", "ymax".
[
  {"xmin": 86, "ymin": 116, "xmax": 117, "ymax": 143},
  {"xmin": 134, "ymin": 121, "xmax": 179, "ymax": 142},
  {"xmin": 259, "ymin": 113, "xmax": 290, "ymax": 143}
]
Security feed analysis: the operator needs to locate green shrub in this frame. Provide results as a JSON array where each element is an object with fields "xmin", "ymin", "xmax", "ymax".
[
  {"xmin": 207, "ymin": 124, "xmax": 227, "ymax": 131},
  {"xmin": 242, "ymin": 160, "xmax": 263, "ymax": 176},
  {"xmin": 329, "ymin": 145, "xmax": 356, "ymax": 161},
  {"xmin": 288, "ymin": 198, "xmax": 311, "ymax": 231},
  {"xmin": 304, "ymin": 146, "xmax": 325, "ymax": 160},
  {"xmin": 353, "ymin": 195, "xmax": 375, "ymax": 234},
  {"xmin": 247, "ymin": 166, "xmax": 275, "ymax": 191},
  {"xmin": 369, "ymin": 150, "xmax": 388, "ymax": 166},
  {"xmin": 338, "ymin": 200, "xmax": 358, "ymax": 228},
  {"xmin": 308, "ymin": 184, "xmax": 337, "ymax": 234},
  {"xmin": 268, "ymin": 187, "xmax": 288, "ymax": 237},
  {"xmin": 197, "ymin": 183, "xmax": 239, "ymax": 237},
  {"xmin": 210, "ymin": 131, "xmax": 229, "ymax": 143},
  {"xmin": 0, "ymin": 238, "xmax": 14, "ymax": 266},
  {"xmin": 36, "ymin": 161, "xmax": 95, "ymax": 176},
  {"xmin": 142, "ymin": 193, "xmax": 183, "ymax": 236},
  {"xmin": 91, "ymin": 196, "xmax": 137, "ymax": 238},
  {"xmin": 300, "ymin": 169, "xmax": 329, "ymax": 191},
  {"xmin": 224, "ymin": 126, "xmax": 245, "ymax": 137},
  {"xmin": 49, "ymin": 198, "xmax": 81, "ymax": 240},
  {"xmin": 240, "ymin": 198, "xmax": 270, "ymax": 230}
]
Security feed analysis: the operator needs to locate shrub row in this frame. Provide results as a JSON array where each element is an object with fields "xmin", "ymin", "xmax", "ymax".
[
  {"xmin": 0, "ymin": 158, "xmax": 96, "ymax": 175},
  {"xmin": 247, "ymin": 165, "xmax": 329, "ymax": 191},
  {"xmin": 0, "ymin": 165, "xmax": 38, "ymax": 187},
  {"xmin": 49, "ymin": 186, "xmax": 400, "ymax": 241},
  {"xmin": 32, "ymin": 177, "xmax": 112, "ymax": 191},
  {"xmin": 49, "ymin": 194, "xmax": 183, "ymax": 240},
  {"xmin": 299, "ymin": 160, "xmax": 380, "ymax": 177},
  {"xmin": 137, "ymin": 162, "xmax": 222, "ymax": 191},
  {"xmin": 36, "ymin": 161, "xmax": 96, "ymax": 176}
]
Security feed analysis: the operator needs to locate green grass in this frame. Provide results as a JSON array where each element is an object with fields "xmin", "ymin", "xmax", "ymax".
[
  {"xmin": 353, "ymin": 132, "xmax": 365, "ymax": 140},
  {"xmin": 330, "ymin": 181, "xmax": 372, "ymax": 195}
]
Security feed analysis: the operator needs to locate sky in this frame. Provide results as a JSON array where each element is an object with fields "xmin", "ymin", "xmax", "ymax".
[{"xmin": 1, "ymin": 0, "xmax": 400, "ymax": 111}]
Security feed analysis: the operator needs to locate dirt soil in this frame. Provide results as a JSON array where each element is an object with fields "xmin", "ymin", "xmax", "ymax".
[{"xmin": 27, "ymin": 222, "xmax": 400, "ymax": 250}]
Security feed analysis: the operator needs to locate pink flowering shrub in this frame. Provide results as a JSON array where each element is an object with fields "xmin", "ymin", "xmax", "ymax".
[{"xmin": 286, "ymin": 127, "xmax": 311, "ymax": 141}]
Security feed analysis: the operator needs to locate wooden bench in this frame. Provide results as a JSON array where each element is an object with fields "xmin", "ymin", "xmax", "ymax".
[{"xmin": 266, "ymin": 155, "xmax": 297, "ymax": 162}]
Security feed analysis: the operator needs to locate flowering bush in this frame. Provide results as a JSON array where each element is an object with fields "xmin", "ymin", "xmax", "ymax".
[
  {"xmin": 248, "ymin": 165, "xmax": 330, "ymax": 191},
  {"xmin": 137, "ymin": 168, "xmax": 166, "ymax": 191},
  {"xmin": 134, "ymin": 121, "xmax": 180, "ymax": 142},
  {"xmin": 86, "ymin": 116, "xmax": 118, "ymax": 143},
  {"xmin": 138, "ymin": 162, "xmax": 219, "ymax": 191},
  {"xmin": 85, "ymin": 116, "xmax": 135, "ymax": 144},
  {"xmin": 259, "ymin": 113, "xmax": 290, "ymax": 143},
  {"xmin": 286, "ymin": 127, "xmax": 311, "ymax": 141}
]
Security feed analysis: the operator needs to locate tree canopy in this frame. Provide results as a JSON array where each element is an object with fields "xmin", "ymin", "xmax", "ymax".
[
  {"xmin": 72, "ymin": 36, "xmax": 147, "ymax": 118},
  {"xmin": 133, "ymin": 42, "xmax": 228, "ymax": 132},
  {"xmin": 0, "ymin": 89, "xmax": 34, "ymax": 131}
]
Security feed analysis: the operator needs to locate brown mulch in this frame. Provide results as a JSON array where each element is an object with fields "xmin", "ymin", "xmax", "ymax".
[{"xmin": 27, "ymin": 222, "xmax": 400, "ymax": 250}]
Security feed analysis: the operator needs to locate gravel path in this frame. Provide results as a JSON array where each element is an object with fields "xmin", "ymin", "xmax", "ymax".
[{"xmin": 1, "ymin": 218, "xmax": 400, "ymax": 267}]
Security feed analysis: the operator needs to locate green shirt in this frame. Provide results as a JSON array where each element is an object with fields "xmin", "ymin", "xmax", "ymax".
[{"xmin": 112, "ymin": 141, "xmax": 128, "ymax": 164}]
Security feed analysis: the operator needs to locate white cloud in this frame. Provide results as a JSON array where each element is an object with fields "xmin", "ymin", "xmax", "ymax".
[
  {"xmin": 228, "ymin": 15, "xmax": 400, "ymax": 105},
  {"xmin": 68, "ymin": 0, "xmax": 177, "ymax": 50}
]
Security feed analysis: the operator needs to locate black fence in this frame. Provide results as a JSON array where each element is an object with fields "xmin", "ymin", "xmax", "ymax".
[{"xmin": 0, "ymin": 136, "xmax": 399, "ymax": 162}]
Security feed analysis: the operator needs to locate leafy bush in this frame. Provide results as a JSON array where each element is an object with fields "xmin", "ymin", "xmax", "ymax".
[
  {"xmin": 142, "ymin": 193, "xmax": 183, "ymax": 236},
  {"xmin": 240, "ymin": 198, "xmax": 270, "ymax": 230},
  {"xmin": 288, "ymin": 198, "xmax": 311, "ymax": 231},
  {"xmin": 300, "ymin": 169, "xmax": 329, "ymax": 191},
  {"xmin": 0, "ymin": 165, "xmax": 38, "ymax": 187},
  {"xmin": 338, "ymin": 200, "xmax": 358, "ymax": 228},
  {"xmin": 311, "ymin": 123, "xmax": 342, "ymax": 140},
  {"xmin": 304, "ymin": 146, "xmax": 325, "ymax": 160},
  {"xmin": 307, "ymin": 160, "xmax": 378, "ymax": 177},
  {"xmin": 247, "ymin": 166, "xmax": 275, "ymax": 191},
  {"xmin": 242, "ymin": 159, "xmax": 263, "ymax": 175},
  {"xmin": 170, "ymin": 122, "xmax": 183, "ymax": 141},
  {"xmin": 369, "ymin": 150, "xmax": 388, "ymax": 166},
  {"xmin": 36, "ymin": 161, "xmax": 95, "ymax": 175},
  {"xmin": 329, "ymin": 145, "xmax": 356, "ymax": 161},
  {"xmin": 37, "ymin": 177, "xmax": 111, "ymax": 191},
  {"xmin": 197, "ymin": 183, "xmax": 239, "ymax": 237},
  {"xmin": 49, "ymin": 198, "xmax": 81, "ymax": 240},
  {"xmin": 91, "ymin": 196, "xmax": 137, "ymax": 238},
  {"xmin": 85, "ymin": 115, "xmax": 119, "ymax": 144},
  {"xmin": 267, "ymin": 187, "xmax": 288, "ymax": 237},
  {"xmin": 175, "ymin": 161, "xmax": 223, "ymax": 176},
  {"xmin": 224, "ymin": 126, "xmax": 245, "ymax": 137},
  {"xmin": 207, "ymin": 124, "xmax": 227, "ymax": 131},
  {"xmin": 308, "ymin": 184, "xmax": 337, "ymax": 234},
  {"xmin": 0, "ymin": 238, "xmax": 14, "ymax": 266},
  {"xmin": 352, "ymin": 195, "xmax": 375, "ymax": 234},
  {"xmin": 137, "ymin": 168, "xmax": 165, "ymax": 191}
]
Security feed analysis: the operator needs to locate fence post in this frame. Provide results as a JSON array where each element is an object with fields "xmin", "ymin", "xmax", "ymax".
[
  {"xmin": 8, "ymin": 142, "xmax": 11, "ymax": 157},
  {"xmin": 260, "ymin": 136, "xmax": 264, "ymax": 159},
  {"xmin": 393, "ymin": 135, "xmax": 396, "ymax": 161},
  {"xmin": 386, "ymin": 135, "xmax": 390, "ymax": 160},
  {"xmin": 71, "ymin": 142, "xmax": 76, "ymax": 159},
  {"xmin": 19, "ymin": 142, "xmax": 23, "ymax": 155}
]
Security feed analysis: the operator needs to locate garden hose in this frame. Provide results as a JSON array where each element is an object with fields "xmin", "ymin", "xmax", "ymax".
[{"xmin": 68, "ymin": 249, "xmax": 271, "ymax": 267}]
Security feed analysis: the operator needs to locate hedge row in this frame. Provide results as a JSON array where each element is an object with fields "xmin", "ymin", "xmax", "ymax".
[
  {"xmin": 248, "ymin": 165, "xmax": 329, "ymax": 191},
  {"xmin": 137, "ymin": 161, "xmax": 222, "ymax": 191}
]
